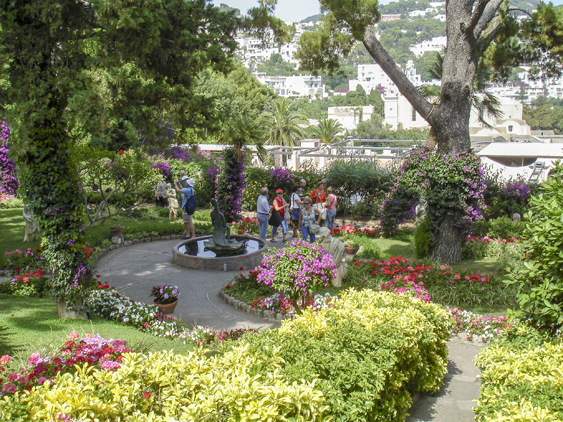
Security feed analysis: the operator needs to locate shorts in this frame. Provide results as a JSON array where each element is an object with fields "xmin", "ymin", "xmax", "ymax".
[{"xmin": 182, "ymin": 211, "xmax": 193, "ymax": 223}]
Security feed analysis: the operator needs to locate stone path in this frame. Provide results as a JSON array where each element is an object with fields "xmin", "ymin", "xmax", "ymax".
[{"xmin": 95, "ymin": 239, "xmax": 484, "ymax": 421}]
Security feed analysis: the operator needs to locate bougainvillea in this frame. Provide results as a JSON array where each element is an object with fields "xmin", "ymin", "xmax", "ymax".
[
  {"xmin": 255, "ymin": 240, "xmax": 338, "ymax": 312},
  {"xmin": 0, "ymin": 121, "xmax": 18, "ymax": 194},
  {"xmin": 215, "ymin": 148, "xmax": 246, "ymax": 223},
  {"xmin": 379, "ymin": 147, "xmax": 487, "ymax": 264},
  {"xmin": 149, "ymin": 161, "xmax": 170, "ymax": 177}
]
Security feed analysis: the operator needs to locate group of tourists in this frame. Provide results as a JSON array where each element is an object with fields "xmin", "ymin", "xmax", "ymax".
[{"xmin": 256, "ymin": 179, "xmax": 337, "ymax": 243}]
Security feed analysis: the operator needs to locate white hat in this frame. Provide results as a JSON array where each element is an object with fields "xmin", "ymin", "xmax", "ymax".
[
  {"xmin": 181, "ymin": 175, "xmax": 188, "ymax": 180},
  {"xmin": 187, "ymin": 178, "xmax": 195, "ymax": 187}
]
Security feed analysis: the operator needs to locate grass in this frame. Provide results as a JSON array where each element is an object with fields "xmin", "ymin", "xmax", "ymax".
[
  {"xmin": 0, "ymin": 207, "xmax": 213, "ymax": 267},
  {"xmin": 0, "ymin": 294, "xmax": 194, "ymax": 358}
]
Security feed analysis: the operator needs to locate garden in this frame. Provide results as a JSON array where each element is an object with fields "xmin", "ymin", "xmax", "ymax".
[{"xmin": 3, "ymin": 122, "xmax": 563, "ymax": 420}]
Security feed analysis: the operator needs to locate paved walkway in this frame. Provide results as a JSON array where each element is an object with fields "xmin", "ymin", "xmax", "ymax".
[{"xmin": 95, "ymin": 239, "xmax": 484, "ymax": 421}]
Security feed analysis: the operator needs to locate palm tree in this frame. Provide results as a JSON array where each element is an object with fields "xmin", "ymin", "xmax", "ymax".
[
  {"xmin": 262, "ymin": 98, "xmax": 307, "ymax": 165},
  {"xmin": 220, "ymin": 114, "xmax": 266, "ymax": 162},
  {"xmin": 312, "ymin": 118, "xmax": 344, "ymax": 144}
]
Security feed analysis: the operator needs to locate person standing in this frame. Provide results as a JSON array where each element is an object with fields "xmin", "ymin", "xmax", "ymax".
[
  {"xmin": 290, "ymin": 185, "xmax": 303, "ymax": 238},
  {"xmin": 298, "ymin": 197, "xmax": 322, "ymax": 243},
  {"xmin": 310, "ymin": 182, "xmax": 326, "ymax": 225},
  {"xmin": 256, "ymin": 187, "xmax": 270, "ymax": 241},
  {"xmin": 174, "ymin": 177, "xmax": 196, "ymax": 239},
  {"xmin": 179, "ymin": 171, "xmax": 189, "ymax": 188},
  {"xmin": 324, "ymin": 186, "xmax": 337, "ymax": 230},
  {"xmin": 298, "ymin": 178, "xmax": 306, "ymax": 197},
  {"xmin": 271, "ymin": 189, "xmax": 289, "ymax": 242},
  {"xmin": 155, "ymin": 177, "xmax": 167, "ymax": 207}
]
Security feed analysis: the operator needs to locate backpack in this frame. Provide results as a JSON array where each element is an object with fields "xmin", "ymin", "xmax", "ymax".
[{"xmin": 182, "ymin": 188, "xmax": 197, "ymax": 215}]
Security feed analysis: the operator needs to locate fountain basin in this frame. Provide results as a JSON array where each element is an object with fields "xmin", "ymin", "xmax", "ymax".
[{"xmin": 172, "ymin": 235, "xmax": 267, "ymax": 271}]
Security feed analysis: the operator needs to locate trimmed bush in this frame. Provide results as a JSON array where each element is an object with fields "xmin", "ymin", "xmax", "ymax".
[
  {"xmin": 235, "ymin": 289, "xmax": 452, "ymax": 421},
  {"xmin": 1, "ymin": 346, "xmax": 329, "ymax": 421},
  {"xmin": 475, "ymin": 325, "xmax": 563, "ymax": 421}
]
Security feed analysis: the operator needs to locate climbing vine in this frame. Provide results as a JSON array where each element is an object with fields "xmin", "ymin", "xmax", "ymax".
[
  {"xmin": 215, "ymin": 148, "xmax": 246, "ymax": 223},
  {"xmin": 380, "ymin": 147, "xmax": 487, "ymax": 260},
  {"xmin": 19, "ymin": 121, "xmax": 97, "ymax": 304},
  {"xmin": 0, "ymin": 121, "xmax": 18, "ymax": 194}
]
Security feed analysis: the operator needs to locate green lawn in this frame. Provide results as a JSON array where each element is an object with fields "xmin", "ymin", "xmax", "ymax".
[
  {"xmin": 0, "ymin": 294, "xmax": 193, "ymax": 358},
  {"xmin": 0, "ymin": 207, "xmax": 213, "ymax": 267},
  {"xmin": 0, "ymin": 208, "xmax": 41, "ymax": 266}
]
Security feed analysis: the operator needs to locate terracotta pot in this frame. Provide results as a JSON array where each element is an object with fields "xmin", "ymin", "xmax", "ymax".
[
  {"xmin": 110, "ymin": 227, "xmax": 123, "ymax": 236},
  {"xmin": 345, "ymin": 246, "xmax": 359, "ymax": 256},
  {"xmin": 154, "ymin": 299, "xmax": 178, "ymax": 314}
]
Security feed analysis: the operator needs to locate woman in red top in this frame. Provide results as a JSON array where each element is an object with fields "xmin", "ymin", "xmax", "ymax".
[
  {"xmin": 310, "ymin": 182, "xmax": 326, "ymax": 209},
  {"xmin": 271, "ymin": 188, "xmax": 289, "ymax": 242}
]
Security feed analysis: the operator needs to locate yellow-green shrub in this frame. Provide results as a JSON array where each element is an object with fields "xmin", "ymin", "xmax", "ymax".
[
  {"xmin": 235, "ymin": 289, "xmax": 452, "ymax": 421},
  {"xmin": 1, "ymin": 346, "xmax": 330, "ymax": 422},
  {"xmin": 475, "ymin": 327, "xmax": 563, "ymax": 422}
]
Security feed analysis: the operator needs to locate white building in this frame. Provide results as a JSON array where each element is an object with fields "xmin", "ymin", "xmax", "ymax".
[
  {"xmin": 410, "ymin": 36, "xmax": 447, "ymax": 58},
  {"xmin": 254, "ymin": 74, "xmax": 326, "ymax": 98},
  {"xmin": 349, "ymin": 61, "xmax": 422, "ymax": 94},
  {"xmin": 328, "ymin": 106, "xmax": 375, "ymax": 130},
  {"xmin": 383, "ymin": 92, "xmax": 531, "ymax": 141}
]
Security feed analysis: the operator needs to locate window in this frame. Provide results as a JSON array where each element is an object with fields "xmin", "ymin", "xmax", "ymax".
[
  {"xmin": 412, "ymin": 107, "xmax": 417, "ymax": 121},
  {"xmin": 508, "ymin": 125, "xmax": 513, "ymax": 132}
]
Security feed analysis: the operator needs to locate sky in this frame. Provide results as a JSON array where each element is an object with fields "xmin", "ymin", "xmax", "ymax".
[{"xmin": 213, "ymin": 0, "xmax": 563, "ymax": 23}]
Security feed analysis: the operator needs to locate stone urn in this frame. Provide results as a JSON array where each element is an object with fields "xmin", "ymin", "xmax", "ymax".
[
  {"xmin": 154, "ymin": 299, "xmax": 178, "ymax": 314},
  {"xmin": 57, "ymin": 299, "xmax": 89, "ymax": 320}
]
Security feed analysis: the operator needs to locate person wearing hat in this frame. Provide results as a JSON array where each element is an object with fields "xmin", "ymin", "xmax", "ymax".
[
  {"xmin": 173, "ymin": 177, "xmax": 196, "ymax": 239},
  {"xmin": 271, "ymin": 188, "xmax": 289, "ymax": 242}
]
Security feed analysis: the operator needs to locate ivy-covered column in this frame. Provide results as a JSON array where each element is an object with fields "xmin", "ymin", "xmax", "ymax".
[
  {"xmin": 19, "ymin": 119, "xmax": 95, "ymax": 309},
  {"xmin": 215, "ymin": 148, "xmax": 246, "ymax": 223}
]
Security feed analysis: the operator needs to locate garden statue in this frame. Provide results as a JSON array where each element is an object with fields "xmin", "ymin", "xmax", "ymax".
[
  {"xmin": 512, "ymin": 213, "xmax": 521, "ymax": 223},
  {"xmin": 317, "ymin": 227, "xmax": 347, "ymax": 287},
  {"xmin": 203, "ymin": 199, "xmax": 244, "ymax": 254},
  {"xmin": 415, "ymin": 195, "xmax": 427, "ymax": 223},
  {"xmin": 23, "ymin": 204, "xmax": 40, "ymax": 242},
  {"xmin": 165, "ymin": 183, "xmax": 179, "ymax": 221}
]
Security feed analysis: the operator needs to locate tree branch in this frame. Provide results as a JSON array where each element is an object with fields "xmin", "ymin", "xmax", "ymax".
[
  {"xmin": 466, "ymin": 0, "xmax": 490, "ymax": 35},
  {"xmin": 362, "ymin": 27, "xmax": 434, "ymax": 124},
  {"xmin": 473, "ymin": 0, "xmax": 504, "ymax": 40}
]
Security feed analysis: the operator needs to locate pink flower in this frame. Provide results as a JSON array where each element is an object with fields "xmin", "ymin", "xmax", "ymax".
[
  {"xmin": 454, "ymin": 274, "xmax": 460, "ymax": 280},
  {"xmin": 68, "ymin": 331, "xmax": 79, "ymax": 339},
  {"xmin": 0, "ymin": 355, "xmax": 11, "ymax": 365},
  {"xmin": 143, "ymin": 392, "xmax": 151, "ymax": 399},
  {"xmin": 1, "ymin": 382, "xmax": 16, "ymax": 393},
  {"xmin": 439, "ymin": 265, "xmax": 446, "ymax": 270},
  {"xmin": 37, "ymin": 376, "xmax": 47, "ymax": 385}
]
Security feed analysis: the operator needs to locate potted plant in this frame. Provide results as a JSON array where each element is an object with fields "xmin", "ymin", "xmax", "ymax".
[
  {"xmin": 150, "ymin": 285, "xmax": 180, "ymax": 314},
  {"xmin": 344, "ymin": 241, "xmax": 360, "ymax": 256}
]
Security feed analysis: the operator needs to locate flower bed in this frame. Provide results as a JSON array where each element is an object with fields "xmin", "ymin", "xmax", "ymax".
[
  {"xmin": 447, "ymin": 307, "xmax": 514, "ymax": 341},
  {"xmin": 1, "ymin": 340, "xmax": 328, "ymax": 421},
  {"xmin": 347, "ymin": 256, "xmax": 516, "ymax": 308},
  {"xmin": 0, "ymin": 332, "xmax": 131, "ymax": 400}
]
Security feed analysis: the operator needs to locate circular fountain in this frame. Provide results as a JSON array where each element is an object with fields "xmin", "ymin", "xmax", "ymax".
[{"xmin": 172, "ymin": 235, "xmax": 267, "ymax": 271}]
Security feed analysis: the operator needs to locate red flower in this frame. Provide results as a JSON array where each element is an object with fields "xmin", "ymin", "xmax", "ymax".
[
  {"xmin": 226, "ymin": 285, "xmax": 231, "ymax": 289},
  {"xmin": 119, "ymin": 149, "xmax": 124, "ymax": 154},
  {"xmin": 143, "ymin": 392, "xmax": 151, "ymax": 399},
  {"xmin": 239, "ymin": 267, "xmax": 244, "ymax": 270}
]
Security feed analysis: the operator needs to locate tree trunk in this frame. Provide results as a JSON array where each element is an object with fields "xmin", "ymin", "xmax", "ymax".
[{"xmin": 430, "ymin": 213, "xmax": 464, "ymax": 265}]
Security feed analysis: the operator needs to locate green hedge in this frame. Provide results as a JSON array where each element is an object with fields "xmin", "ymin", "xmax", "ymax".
[
  {"xmin": 475, "ymin": 325, "xmax": 563, "ymax": 422},
  {"xmin": 231, "ymin": 288, "xmax": 452, "ymax": 421}
]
